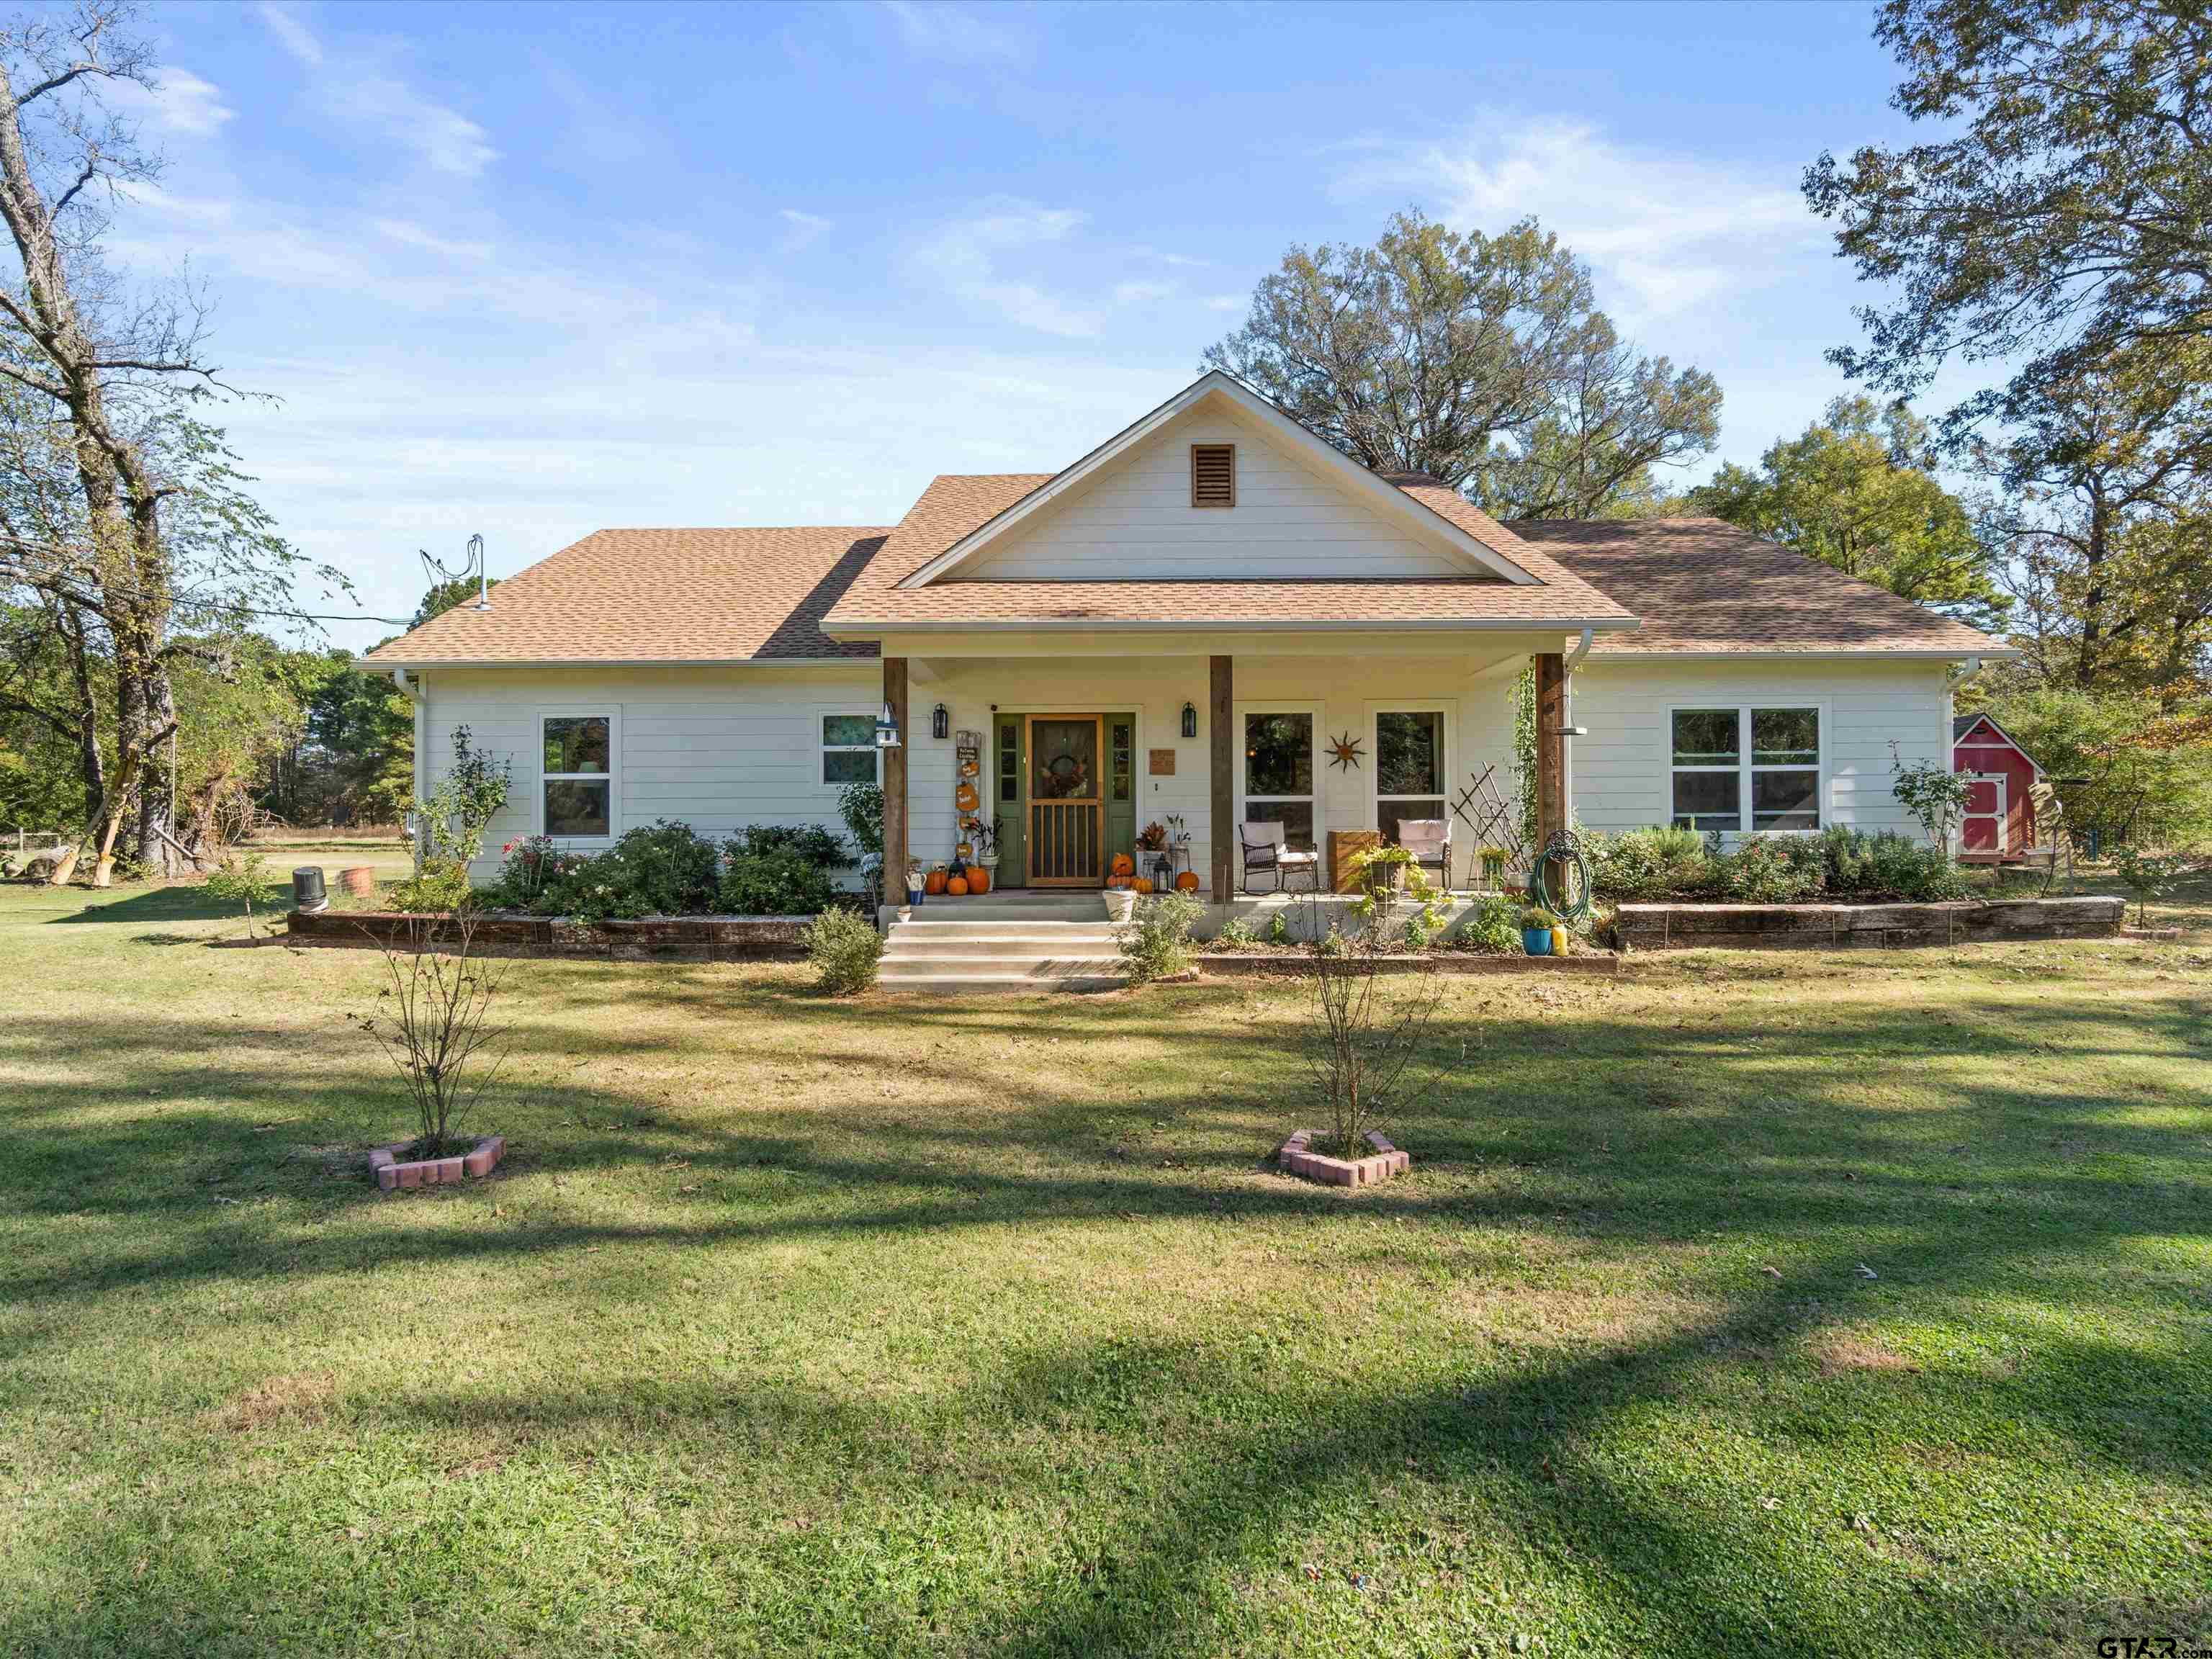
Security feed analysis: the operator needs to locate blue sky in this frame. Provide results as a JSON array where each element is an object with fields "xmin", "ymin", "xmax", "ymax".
[{"xmin": 118, "ymin": 1, "xmax": 1936, "ymax": 650}]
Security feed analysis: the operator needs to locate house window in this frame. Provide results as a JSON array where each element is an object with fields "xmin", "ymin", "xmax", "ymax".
[
  {"xmin": 1190, "ymin": 443, "xmax": 1236, "ymax": 508},
  {"xmin": 821, "ymin": 713, "xmax": 878, "ymax": 786},
  {"xmin": 543, "ymin": 714, "xmax": 612, "ymax": 837},
  {"xmin": 1671, "ymin": 706, "xmax": 1821, "ymax": 833},
  {"xmin": 1110, "ymin": 719, "xmax": 1133, "ymax": 802},
  {"xmin": 997, "ymin": 721, "xmax": 1019, "ymax": 804},
  {"xmin": 1244, "ymin": 711, "xmax": 1314, "ymax": 849},
  {"xmin": 1376, "ymin": 710, "xmax": 1444, "ymax": 844}
]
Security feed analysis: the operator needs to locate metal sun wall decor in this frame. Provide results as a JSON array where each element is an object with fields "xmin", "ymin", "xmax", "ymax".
[{"xmin": 1328, "ymin": 731, "xmax": 1365, "ymax": 772}]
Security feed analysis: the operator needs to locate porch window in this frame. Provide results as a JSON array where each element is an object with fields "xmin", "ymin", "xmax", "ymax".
[
  {"xmin": 997, "ymin": 721, "xmax": 1019, "ymax": 804},
  {"xmin": 1670, "ymin": 706, "xmax": 1821, "ymax": 832},
  {"xmin": 821, "ymin": 713, "xmax": 878, "ymax": 786},
  {"xmin": 543, "ymin": 714, "xmax": 613, "ymax": 837},
  {"xmin": 1110, "ymin": 719, "xmax": 1133, "ymax": 801},
  {"xmin": 1376, "ymin": 710, "xmax": 1444, "ymax": 844},
  {"xmin": 1244, "ymin": 711, "xmax": 1314, "ymax": 850}
]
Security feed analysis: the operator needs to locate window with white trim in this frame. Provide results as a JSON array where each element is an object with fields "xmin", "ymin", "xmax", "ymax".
[
  {"xmin": 1375, "ymin": 709, "xmax": 1444, "ymax": 844},
  {"xmin": 1670, "ymin": 706, "xmax": 1821, "ymax": 833},
  {"xmin": 820, "ymin": 713, "xmax": 878, "ymax": 786},
  {"xmin": 542, "ymin": 714, "xmax": 612, "ymax": 837},
  {"xmin": 1243, "ymin": 711, "xmax": 1314, "ymax": 850}
]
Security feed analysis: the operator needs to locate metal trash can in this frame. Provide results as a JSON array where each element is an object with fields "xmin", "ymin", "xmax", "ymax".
[{"xmin": 292, "ymin": 866, "xmax": 328, "ymax": 913}]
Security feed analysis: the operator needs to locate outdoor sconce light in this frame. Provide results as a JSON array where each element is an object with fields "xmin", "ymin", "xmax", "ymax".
[
  {"xmin": 932, "ymin": 702, "xmax": 950, "ymax": 741},
  {"xmin": 874, "ymin": 701, "xmax": 901, "ymax": 748},
  {"xmin": 1181, "ymin": 701, "xmax": 1197, "ymax": 739}
]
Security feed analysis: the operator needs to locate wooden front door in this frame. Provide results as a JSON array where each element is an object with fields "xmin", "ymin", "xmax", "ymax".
[{"xmin": 1026, "ymin": 714, "xmax": 1104, "ymax": 886}]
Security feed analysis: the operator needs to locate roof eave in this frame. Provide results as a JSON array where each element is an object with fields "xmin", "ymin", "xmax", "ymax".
[{"xmin": 821, "ymin": 614, "xmax": 1640, "ymax": 636}]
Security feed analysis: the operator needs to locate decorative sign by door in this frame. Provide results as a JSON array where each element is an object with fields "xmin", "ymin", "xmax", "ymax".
[{"xmin": 1148, "ymin": 748, "xmax": 1176, "ymax": 776}]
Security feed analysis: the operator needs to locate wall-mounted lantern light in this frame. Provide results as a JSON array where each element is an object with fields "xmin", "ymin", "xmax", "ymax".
[
  {"xmin": 932, "ymin": 702, "xmax": 950, "ymax": 741},
  {"xmin": 875, "ymin": 701, "xmax": 902, "ymax": 748},
  {"xmin": 1181, "ymin": 701, "xmax": 1197, "ymax": 740}
]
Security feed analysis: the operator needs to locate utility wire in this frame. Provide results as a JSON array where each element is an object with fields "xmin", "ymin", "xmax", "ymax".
[{"xmin": 0, "ymin": 534, "xmax": 417, "ymax": 626}]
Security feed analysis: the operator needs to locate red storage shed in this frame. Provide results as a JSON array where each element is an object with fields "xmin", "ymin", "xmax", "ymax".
[{"xmin": 1952, "ymin": 713, "xmax": 2044, "ymax": 859}]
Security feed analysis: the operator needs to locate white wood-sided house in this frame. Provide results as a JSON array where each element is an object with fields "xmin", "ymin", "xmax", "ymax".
[{"xmin": 366, "ymin": 372, "xmax": 2010, "ymax": 902}]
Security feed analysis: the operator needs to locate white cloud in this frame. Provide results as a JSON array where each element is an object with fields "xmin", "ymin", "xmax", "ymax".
[
  {"xmin": 374, "ymin": 217, "xmax": 493, "ymax": 261},
  {"xmin": 341, "ymin": 75, "xmax": 497, "ymax": 178},
  {"xmin": 910, "ymin": 199, "xmax": 1102, "ymax": 337},
  {"xmin": 881, "ymin": 0, "xmax": 1023, "ymax": 63},
  {"xmin": 1334, "ymin": 115, "xmax": 1818, "ymax": 328},
  {"xmin": 258, "ymin": 3, "xmax": 323, "ymax": 66},
  {"xmin": 1201, "ymin": 293, "xmax": 1244, "ymax": 313},
  {"xmin": 778, "ymin": 208, "xmax": 831, "ymax": 251},
  {"xmin": 1111, "ymin": 279, "xmax": 1172, "ymax": 305},
  {"xmin": 120, "ymin": 68, "xmax": 234, "ymax": 136}
]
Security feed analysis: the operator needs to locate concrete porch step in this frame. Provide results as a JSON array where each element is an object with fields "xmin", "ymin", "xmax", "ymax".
[{"xmin": 884, "ymin": 932, "xmax": 1118, "ymax": 957}]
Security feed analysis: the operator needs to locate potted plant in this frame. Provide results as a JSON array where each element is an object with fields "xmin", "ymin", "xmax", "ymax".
[
  {"xmin": 973, "ymin": 814, "xmax": 999, "ymax": 888},
  {"xmin": 1478, "ymin": 845, "xmax": 1508, "ymax": 889},
  {"xmin": 1521, "ymin": 905, "xmax": 1559, "ymax": 956},
  {"xmin": 906, "ymin": 864, "xmax": 925, "ymax": 908}
]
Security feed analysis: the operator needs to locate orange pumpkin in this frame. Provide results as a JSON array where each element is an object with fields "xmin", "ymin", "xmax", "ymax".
[
  {"xmin": 1110, "ymin": 853, "xmax": 1135, "ymax": 877},
  {"xmin": 1130, "ymin": 876, "xmax": 1154, "ymax": 894},
  {"xmin": 946, "ymin": 876, "xmax": 969, "ymax": 896},
  {"xmin": 1174, "ymin": 871, "xmax": 1200, "ymax": 893},
  {"xmin": 1105, "ymin": 874, "xmax": 1131, "ymax": 890},
  {"xmin": 924, "ymin": 868, "xmax": 948, "ymax": 896},
  {"xmin": 967, "ymin": 867, "xmax": 991, "ymax": 895}
]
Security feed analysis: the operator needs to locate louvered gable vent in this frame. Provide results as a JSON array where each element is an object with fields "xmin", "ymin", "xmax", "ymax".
[{"xmin": 1190, "ymin": 443, "xmax": 1236, "ymax": 508}]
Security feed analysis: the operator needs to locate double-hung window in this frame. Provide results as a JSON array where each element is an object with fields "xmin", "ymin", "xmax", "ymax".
[
  {"xmin": 820, "ymin": 713, "xmax": 878, "ymax": 786},
  {"xmin": 1375, "ymin": 709, "xmax": 1445, "ymax": 843},
  {"xmin": 542, "ymin": 714, "xmax": 613, "ymax": 837},
  {"xmin": 1242, "ymin": 711, "xmax": 1315, "ymax": 850},
  {"xmin": 1670, "ymin": 706, "xmax": 1822, "ymax": 833}
]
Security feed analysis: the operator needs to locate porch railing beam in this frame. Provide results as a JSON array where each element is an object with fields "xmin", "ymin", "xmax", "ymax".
[
  {"xmin": 1210, "ymin": 653, "xmax": 1233, "ymax": 898},
  {"xmin": 883, "ymin": 656, "xmax": 908, "ymax": 894}
]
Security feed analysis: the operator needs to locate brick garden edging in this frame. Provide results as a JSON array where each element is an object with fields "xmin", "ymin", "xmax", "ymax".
[
  {"xmin": 1613, "ymin": 896, "xmax": 2126, "ymax": 951},
  {"xmin": 284, "ymin": 908, "xmax": 811, "ymax": 962},
  {"xmin": 369, "ymin": 1133, "xmax": 504, "ymax": 1192},
  {"xmin": 1278, "ymin": 1128, "xmax": 1410, "ymax": 1188},
  {"xmin": 1194, "ymin": 950, "xmax": 1619, "ymax": 977}
]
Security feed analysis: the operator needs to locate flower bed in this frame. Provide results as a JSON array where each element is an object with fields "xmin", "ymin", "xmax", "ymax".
[{"xmin": 1193, "ymin": 949, "xmax": 1619, "ymax": 977}]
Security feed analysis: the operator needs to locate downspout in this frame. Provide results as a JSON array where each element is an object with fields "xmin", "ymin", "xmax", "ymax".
[
  {"xmin": 393, "ymin": 667, "xmax": 426, "ymax": 873},
  {"xmin": 1560, "ymin": 627, "xmax": 1593, "ymax": 830}
]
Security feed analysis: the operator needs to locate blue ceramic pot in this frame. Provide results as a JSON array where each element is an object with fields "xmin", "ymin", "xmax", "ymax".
[{"xmin": 1521, "ymin": 927, "xmax": 1553, "ymax": 956}]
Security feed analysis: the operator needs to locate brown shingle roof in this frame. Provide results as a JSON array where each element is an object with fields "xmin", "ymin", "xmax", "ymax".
[
  {"xmin": 364, "ymin": 527, "xmax": 888, "ymax": 665},
  {"xmin": 817, "ymin": 472, "xmax": 1636, "ymax": 631},
  {"xmin": 1511, "ymin": 517, "xmax": 2007, "ymax": 656}
]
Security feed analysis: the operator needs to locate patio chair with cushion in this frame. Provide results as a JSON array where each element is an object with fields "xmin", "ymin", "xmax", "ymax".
[
  {"xmin": 1397, "ymin": 818, "xmax": 1451, "ymax": 886},
  {"xmin": 1240, "ymin": 821, "xmax": 1320, "ymax": 894}
]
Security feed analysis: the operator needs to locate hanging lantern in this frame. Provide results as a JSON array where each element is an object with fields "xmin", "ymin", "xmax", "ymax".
[
  {"xmin": 875, "ymin": 701, "xmax": 901, "ymax": 748},
  {"xmin": 932, "ymin": 702, "xmax": 950, "ymax": 741},
  {"xmin": 1181, "ymin": 701, "xmax": 1197, "ymax": 739}
]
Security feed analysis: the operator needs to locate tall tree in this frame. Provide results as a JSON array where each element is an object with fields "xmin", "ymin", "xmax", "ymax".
[
  {"xmin": 1804, "ymin": 0, "xmax": 2212, "ymax": 445},
  {"xmin": 1204, "ymin": 211, "xmax": 1721, "ymax": 516},
  {"xmin": 1974, "ymin": 347, "xmax": 2212, "ymax": 691},
  {"xmin": 412, "ymin": 574, "xmax": 498, "ymax": 629},
  {"xmin": 1691, "ymin": 396, "xmax": 2008, "ymax": 624},
  {"xmin": 0, "ymin": 4, "xmax": 320, "ymax": 878}
]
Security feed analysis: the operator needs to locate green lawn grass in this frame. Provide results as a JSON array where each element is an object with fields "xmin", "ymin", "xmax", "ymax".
[{"xmin": 1, "ymin": 876, "xmax": 2207, "ymax": 1657}]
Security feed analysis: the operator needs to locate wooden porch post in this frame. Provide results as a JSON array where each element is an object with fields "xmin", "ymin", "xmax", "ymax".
[
  {"xmin": 1535, "ymin": 651, "xmax": 1567, "ymax": 886},
  {"xmin": 882, "ymin": 657, "xmax": 908, "ymax": 899},
  {"xmin": 1209, "ymin": 654, "xmax": 1233, "ymax": 897}
]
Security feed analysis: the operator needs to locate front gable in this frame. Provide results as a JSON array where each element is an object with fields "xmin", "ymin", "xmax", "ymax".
[{"xmin": 902, "ymin": 372, "xmax": 1537, "ymax": 589}]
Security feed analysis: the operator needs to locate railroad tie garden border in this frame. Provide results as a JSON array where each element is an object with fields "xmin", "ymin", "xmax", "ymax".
[
  {"xmin": 285, "ymin": 909, "xmax": 812, "ymax": 962},
  {"xmin": 1614, "ymin": 896, "xmax": 2126, "ymax": 951},
  {"xmin": 1195, "ymin": 950, "xmax": 1619, "ymax": 978}
]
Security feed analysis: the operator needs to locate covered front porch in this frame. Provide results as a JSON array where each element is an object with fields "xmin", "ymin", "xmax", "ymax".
[{"xmin": 873, "ymin": 630, "xmax": 1577, "ymax": 899}]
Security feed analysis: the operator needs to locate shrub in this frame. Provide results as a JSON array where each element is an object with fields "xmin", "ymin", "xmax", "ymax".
[
  {"xmin": 2113, "ymin": 845, "xmax": 2194, "ymax": 927},
  {"xmin": 1214, "ymin": 917, "xmax": 1258, "ymax": 951},
  {"xmin": 348, "ymin": 912, "xmax": 508, "ymax": 1159},
  {"xmin": 1402, "ymin": 911, "xmax": 1431, "ymax": 951},
  {"xmin": 805, "ymin": 908, "xmax": 882, "ymax": 994},
  {"xmin": 389, "ymin": 858, "xmax": 475, "ymax": 913},
  {"xmin": 1454, "ymin": 893, "xmax": 1521, "ymax": 954},
  {"xmin": 1118, "ymin": 890, "xmax": 1203, "ymax": 984},
  {"xmin": 721, "ymin": 848, "xmax": 841, "ymax": 916},
  {"xmin": 1889, "ymin": 742, "xmax": 1974, "ymax": 855},
  {"xmin": 1819, "ymin": 825, "xmax": 1968, "ymax": 902},
  {"xmin": 1588, "ymin": 825, "xmax": 1716, "ymax": 901},
  {"xmin": 415, "ymin": 727, "xmax": 511, "ymax": 867},
  {"xmin": 1714, "ymin": 835, "xmax": 1825, "ymax": 902},
  {"xmin": 728, "ymin": 822, "xmax": 853, "ymax": 871},
  {"xmin": 202, "ymin": 850, "xmax": 279, "ymax": 939},
  {"xmin": 516, "ymin": 820, "xmax": 724, "ymax": 922},
  {"xmin": 1264, "ymin": 909, "xmax": 1291, "ymax": 947}
]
